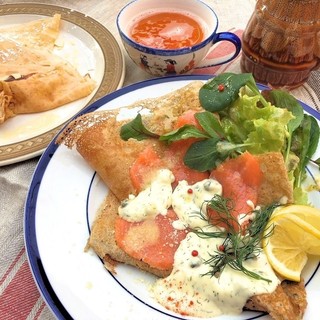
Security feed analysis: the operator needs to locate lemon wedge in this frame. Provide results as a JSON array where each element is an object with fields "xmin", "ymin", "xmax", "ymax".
[
  {"xmin": 271, "ymin": 204, "xmax": 320, "ymax": 233},
  {"xmin": 263, "ymin": 206, "xmax": 320, "ymax": 281}
]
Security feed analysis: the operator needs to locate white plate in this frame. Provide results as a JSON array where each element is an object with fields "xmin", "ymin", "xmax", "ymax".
[
  {"xmin": 0, "ymin": 3, "xmax": 125, "ymax": 166},
  {"xmin": 25, "ymin": 75, "xmax": 320, "ymax": 320}
]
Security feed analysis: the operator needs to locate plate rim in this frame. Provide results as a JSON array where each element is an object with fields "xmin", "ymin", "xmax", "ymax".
[
  {"xmin": 0, "ymin": 2, "xmax": 125, "ymax": 166},
  {"xmin": 24, "ymin": 74, "xmax": 320, "ymax": 319}
]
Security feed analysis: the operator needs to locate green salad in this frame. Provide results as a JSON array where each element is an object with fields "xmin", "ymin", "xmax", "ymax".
[{"xmin": 121, "ymin": 73, "xmax": 320, "ymax": 204}]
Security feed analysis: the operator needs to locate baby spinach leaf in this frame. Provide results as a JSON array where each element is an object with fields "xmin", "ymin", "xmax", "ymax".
[
  {"xmin": 184, "ymin": 137, "xmax": 223, "ymax": 172},
  {"xmin": 159, "ymin": 125, "xmax": 209, "ymax": 143},
  {"xmin": 306, "ymin": 115, "xmax": 320, "ymax": 159},
  {"xmin": 183, "ymin": 139, "xmax": 249, "ymax": 172},
  {"xmin": 120, "ymin": 114, "xmax": 159, "ymax": 141},
  {"xmin": 293, "ymin": 114, "xmax": 319, "ymax": 194},
  {"xmin": 161, "ymin": 111, "xmax": 247, "ymax": 171},
  {"xmin": 160, "ymin": 111, "xmax": 224, "ymax": 144},
  {"xmin": 195, "ymin": 111, "xmax": 225, "ymax": 138},
  {"xmin": 199, "ymin": 73, "xmax": 257, "ymax": 112}
]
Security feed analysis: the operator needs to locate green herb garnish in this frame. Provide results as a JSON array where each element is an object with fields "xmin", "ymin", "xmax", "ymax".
[{"xmin": 192, "ymin": 195, "xmax": 277, "ymax": 283}]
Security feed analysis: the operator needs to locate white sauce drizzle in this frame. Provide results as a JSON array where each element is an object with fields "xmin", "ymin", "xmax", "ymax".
[
  {"xmin": 118, "ymin": 169, "xmax": 174, "ymax": 222},
  {"xmin": 152, "ymin": 231, "xmax": 280, "ymax": 317},
  {"xmin": 117, "ymin": 168, "xmax": 281, "ymax": 317},
  {"xmin": 172, "ymin": 179, "xmax": 222, "ymax": 229}
]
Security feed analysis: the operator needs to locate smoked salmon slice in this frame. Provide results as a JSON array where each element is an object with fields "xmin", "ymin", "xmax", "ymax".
[
  {"xmin": 129, "ymin": 145, "xmax": 164, "ymax": 192},
  {"xmin": 209, "ymin": 152, "xmax": 263, "ymax": 231},
  {"xmin": 115, "ymin": 209, "xmax": 188, "ymax": 270}
]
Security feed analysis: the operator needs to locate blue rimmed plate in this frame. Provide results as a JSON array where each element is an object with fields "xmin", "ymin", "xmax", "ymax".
[{"xmin": 25, "ymin": 75, "xmax": 320, "ymax": 320}]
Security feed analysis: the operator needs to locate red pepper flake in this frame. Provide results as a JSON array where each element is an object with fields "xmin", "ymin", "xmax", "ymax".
[
  {"xmin": 218, "ymin": 244, "xmax": 225, "ymax": 252},
  {"xmin": 191, "ymin": 250, "xmax": 199, "ymax": 257},
  {"xmin": 218, "ymin": 84, "xmax": 225, "ymax": 92},
  {"xmin": 187, "ymin": 188, "xmax": 193, "ymax": 194}
]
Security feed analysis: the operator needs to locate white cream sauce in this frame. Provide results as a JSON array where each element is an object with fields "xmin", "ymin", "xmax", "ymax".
[
  {"xmin": 152, "ymin": 231, "xmax": 280, "ymax": 317},
  {"xmin": 118, "ymin": 168, "xmax": 280, "ymax": 317},
  {"xmin": 118, "ymin": 169, "xmax": 174, "ymax": 222},
  {"xmin": 172, "ymin": 179, "xmax": 222, "ymax": 229}
]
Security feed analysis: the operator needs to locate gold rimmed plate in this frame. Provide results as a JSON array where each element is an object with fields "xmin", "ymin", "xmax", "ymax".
[{"xmin": 0, "ymin": 3, "xmax": 125, "ymax": 166}]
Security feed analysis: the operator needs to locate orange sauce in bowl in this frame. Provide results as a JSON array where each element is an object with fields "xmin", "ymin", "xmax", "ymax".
[{"xmin": 130, "ymin": 12, "xmax": 204, "ymax": 50}]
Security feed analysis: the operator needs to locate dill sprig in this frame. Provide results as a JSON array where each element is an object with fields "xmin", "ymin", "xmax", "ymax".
[{"xmin": 191, "ymin": 194, "xmax": 279, "ymax": 283}]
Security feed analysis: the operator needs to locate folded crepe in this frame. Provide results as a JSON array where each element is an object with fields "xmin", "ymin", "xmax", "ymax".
[
  {"xmin": 57, "ymin": 81, "xmax": 205, "ymax": 199},
  {"xmin": 0, "ymin": 14, "xmax": 96, "ymax": 124},
  {"xmin": 0, "ymin": 39, "xmax": 96, "ymax": 124},
  {"xmin": 57, "ymin": 81, "xmax": 294, "ymax": 269},
  {"xmin": 0, "ymin": 13, "xmax": 61, "ymax": 50},
  {"xmin": 57, "ymin": 81, "xmax": 293, "ymax": 204},
  {"xmin": 57, "ymin": 82, "xmax": 305, "ymax": 320}
]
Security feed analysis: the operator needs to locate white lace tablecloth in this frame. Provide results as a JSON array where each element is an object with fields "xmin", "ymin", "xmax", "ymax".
[{"xmin": 0, "ymin": 0, "xmax": 319, "ymax": 319}]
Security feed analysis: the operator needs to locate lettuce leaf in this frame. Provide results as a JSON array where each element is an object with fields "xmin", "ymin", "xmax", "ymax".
[{"xmin": 221, "ymin": 93, "xmax": 294, "ymax": 154}]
